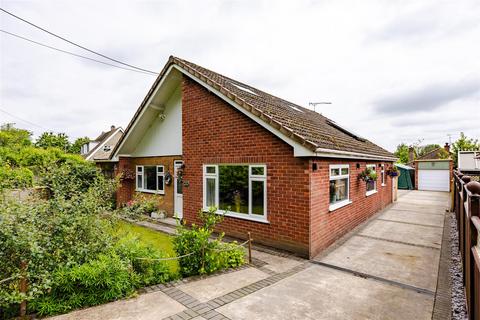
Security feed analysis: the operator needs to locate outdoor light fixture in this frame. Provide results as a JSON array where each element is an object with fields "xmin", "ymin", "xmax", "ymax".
[{"xmin": 356, "ymin": 163, "xmax": 360, "ymax": 169}]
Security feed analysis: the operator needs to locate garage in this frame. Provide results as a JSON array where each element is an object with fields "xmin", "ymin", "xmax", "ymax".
[{"xmin": 416, "ymin": 160, "xmax": 451, "ymax": 192}]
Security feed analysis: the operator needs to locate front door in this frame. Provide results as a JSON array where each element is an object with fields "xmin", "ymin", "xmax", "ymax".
[{"xmin": 174, "ymin": 161, "xmax": 183, "ymax": 219}]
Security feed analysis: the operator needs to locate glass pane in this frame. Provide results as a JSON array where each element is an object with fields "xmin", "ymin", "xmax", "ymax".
[
  {"xmin": 145, "ymin": 166, "xmax": 157, "ymax": 190},
  {"xmin": 137, "ymin": 175, "xmax": 143, "ymax": 189},
  {"xmin": 331, "ymin": 168, "xmax": 340, "ymax": 176},
  {"xmin": 251, "ymin": 166, "xmax": 264, "ymax": 176},
  {"xmin": 366, "ymin": 180, "xmax": 376, "ymax": 192},
  {"xmin": 157, "ymin": 166, "xmax": 164, "ymax": 173},
  {"xmin": 137, "ymin": 166, "xmax": 143, "ymax": 172},
  {"xmin": 251, "ymin": 180, "xmax": 264, "ymax": 215},
  {"xmin": 330, "ymin": 178, "xmax": 348, "ymax": 204},
  {"xmin": 341, "ymin": 168, "xmax": 348, "ymax": 175},
  {"xmin": 176, "ymin": 176, "xmax": 183, "ymax": 194},
  {"xmin": 219, "ymin": 165, "xmax": 248, "ymax": 214},
  {"xmin": 158, "ymin": 175, "xmax": 164, "ymax": 191},
  {"xmin": 206, "ymin": 178, "xmax": 216, "ymax": 207},
  {"xmin": 206, "ymin": 166, "xmax": 216, "ymax": 174}
]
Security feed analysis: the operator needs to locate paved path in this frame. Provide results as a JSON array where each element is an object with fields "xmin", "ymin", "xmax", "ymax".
[{"xmin": 50, "ymin": 190, "xmax": 450, "ymax": 320}]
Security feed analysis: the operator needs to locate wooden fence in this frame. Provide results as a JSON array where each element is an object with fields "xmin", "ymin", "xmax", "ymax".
[{"xmin": 453, "ymin": 170, "xmax": 480, "ymax": 319}]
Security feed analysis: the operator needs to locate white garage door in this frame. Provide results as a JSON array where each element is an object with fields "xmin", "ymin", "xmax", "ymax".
[{"xmin": 418, "ymin": 170, "xmax": 450, "ymax": 191}]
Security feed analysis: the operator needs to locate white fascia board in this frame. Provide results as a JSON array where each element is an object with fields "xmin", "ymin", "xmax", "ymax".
[
  {"xmin": 112, "ymin": 65, "xmax": 176, "ymax": 159},
  {"xmin": 171, "ymin": 65, "xmax": 315, "ymax": 157},
  {"xmin": 314, "ymin": 147, "xmax": 397, "ymax": 162},
  {"xmin": 86, "ymin": 128, "xmax": 123, "ymax": 161}
]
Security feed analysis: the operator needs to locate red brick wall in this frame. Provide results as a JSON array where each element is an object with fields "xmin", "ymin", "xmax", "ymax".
[
  {"xmin": 309, "ymin": 160, "xmax": 393, "ymax": 258},
  {"xmin": 181, "ymin": 77, "xmax": 311, "ymax": 255},
  {"xmin": 116, "ymin": 156, "xmax": 182, "ymax": 216}
]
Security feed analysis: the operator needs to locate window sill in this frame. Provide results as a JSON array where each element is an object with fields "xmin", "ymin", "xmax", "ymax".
[
  {"xmin": 366, "ymin": 190, "xmax": 378, "ymax": 197},
  {"xmin": 136, "ymin": 189, "xmax": 165, "ymax": 195},
  {"xmin": 329, "ymin": 200, "xmax": 352, "ymax": 212},
  {"xmin": 204, "ymin": 208, "xmax": 270, "ymax": 224}
]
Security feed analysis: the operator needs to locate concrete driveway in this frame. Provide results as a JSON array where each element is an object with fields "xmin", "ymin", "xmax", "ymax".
[{"xmin": 49, "ymin": 190, "xmax": 449, "ymax": 320}]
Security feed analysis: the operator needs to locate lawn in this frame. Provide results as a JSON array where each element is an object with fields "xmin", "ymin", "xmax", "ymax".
[{"xmin": 114, "ymin": 220, "xmax": 179, "ymax": 274}]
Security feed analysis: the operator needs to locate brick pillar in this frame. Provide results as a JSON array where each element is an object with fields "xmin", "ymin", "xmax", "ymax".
[{"xmin": 116, "ymin": 157, "xmax": 134, "ymax": 207}]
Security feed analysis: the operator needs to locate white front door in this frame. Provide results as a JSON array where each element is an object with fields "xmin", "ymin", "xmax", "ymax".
[
  {"xmin": 174, "ymin": 161, "xmax": 183, "ymax": 219},
  {"xmin": 418, "ymin": 170, "xmax": 450, "ymax": 192}
]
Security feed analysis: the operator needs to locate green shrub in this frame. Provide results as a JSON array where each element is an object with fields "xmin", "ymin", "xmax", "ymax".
[
  {"xmin": 0, "ymin": 164, "xmax": 34, "ymax": 191},
  {"xmin": 30, "ymin": 253, "xmax": 137, "ymax": 316},
  {"xmin": 173, "ymin": 208, "xmax": 245, "ymax": 277},
  {"xmin": 114, "ymin": 234, "xmax": 172, "ymax": 286},
  {"xmin": 117, "ymin": 194, "xmax": 159, "ymax": 219}
]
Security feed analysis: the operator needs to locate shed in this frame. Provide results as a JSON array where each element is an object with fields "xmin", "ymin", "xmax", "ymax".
[{"xmin": 395, "ymin": 163, "xmax": 414, "ymax": 190}]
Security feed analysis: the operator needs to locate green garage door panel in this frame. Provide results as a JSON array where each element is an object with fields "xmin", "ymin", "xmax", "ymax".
[{"xmin": 417, "ymin": 161, "xmax": 450, "ymax": 170}]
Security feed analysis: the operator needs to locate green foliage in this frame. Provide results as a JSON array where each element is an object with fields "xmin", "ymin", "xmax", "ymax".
[
  {"xmin": 173, "ymin": 208, "xmax": 245, "ymax": 277},
  {"xmin": 117, "ymin": 194, "xmax": 159, "ymax": 219},
  {"xmin": 0, "ymin": 164, "xmax": 34, "ymax": 191},
  {"xmin": 452, "ymin": 132, "xmax": 480, "ymax": 167},
  {"xmin": 0, "ymin": 123, "xmax": 32, "ymax": 148},
  {"xmin": 35, "ymin": 132, "xmax": 70, "ymax": 151},
  {"xmin": 69, "ymin": 137, "xmax": 90, "ymax": 154},
  {"xmin": 394, "ymin": 143, "xmax": 410, "ymax": 164},
  {"xmin": 30, "ymin": 253, "xmax": 137, "ymax": 316},
  {"xmin": 358, "ymin": 167, "xmax": 377, "ymax": 182}
]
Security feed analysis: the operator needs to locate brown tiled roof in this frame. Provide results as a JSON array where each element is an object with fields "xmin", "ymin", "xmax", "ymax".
[
  {"xmin": 172, "ymin": 57, "xmax": 394, "ymax": 158},
  {"xmin": 417, "ymin": 147, "xmax": 450, "ymax": 160},
  {"xmin": 84, "ymin": 127, "xmax": 122, "ymax": 160},
  {"xmin": 112, "ymin": 56, "xmax": 395, "ymax": 160}
]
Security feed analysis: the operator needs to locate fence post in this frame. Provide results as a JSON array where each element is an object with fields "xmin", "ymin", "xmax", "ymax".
[
  {"xmin": 466, "ymin": 181, "xmax": 480, "ymax": 320},
  {"xmin": 248, "ymin": 232, "xmax": 252, "ymax": 264},
  {"xmin": 19, "ymin": 260, "xmax": 28, "ymax": 318}
]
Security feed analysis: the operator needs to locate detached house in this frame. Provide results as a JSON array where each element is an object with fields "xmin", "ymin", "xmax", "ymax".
[
  {"xmin": 111, "ymin": 56, "xmax": 396, "ymax": 258},
  {"xmin": 82, "ymin": 125, "xmax": 124, "ymax": 178}
]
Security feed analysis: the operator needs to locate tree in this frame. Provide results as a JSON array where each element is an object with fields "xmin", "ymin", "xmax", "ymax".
[
  {"xmin": 0, "ymin": 123, "xmax": 32, "ymax": 148},
  {"xmin": 451, "ymin": 132, "xmax": 480, "ymax": 167},
  {"xmin": 394, "ymin": 143, "xmax": 410, "ymax": 164},
  {"xmin": 69, "ymin": 137, "xmax": 90, "ymax": 154},
  {"xmin": 35, "ymin": 132, "xmax": 70, "ymax": 151}
]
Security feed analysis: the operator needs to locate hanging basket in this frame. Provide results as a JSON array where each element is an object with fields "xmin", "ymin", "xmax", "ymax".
[{"xmin": 358, "ymin": 168, "xmax": 377, "ymax": 182}]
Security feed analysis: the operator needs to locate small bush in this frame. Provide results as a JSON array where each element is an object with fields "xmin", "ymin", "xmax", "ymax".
[
  {"xmin": 114, "ymin": 234, "xmax": 172, "ymax": 286},
  {"xmin": 173, "ymin": 208, "xmax": 245, "ymax": 277},
  {"xmin": 117, "ymin": 194, "xmax": 159, "ymax": 219},
  {"xmin": 31, "ymin": 253, "xmax": 136, "ymax": 316}
]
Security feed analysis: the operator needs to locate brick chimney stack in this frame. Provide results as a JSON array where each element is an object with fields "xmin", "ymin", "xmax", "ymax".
[
  {"xmin": 408, "ymin": 146, "xmax": 415, "ymax": 164},
  {"xmin": 444, "ymin": 143, "xmax": 450, "ymax": 153}
]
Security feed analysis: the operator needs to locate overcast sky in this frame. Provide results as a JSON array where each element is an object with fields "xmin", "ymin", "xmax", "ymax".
[{"xmin": 1, "ymin": 0, "xmax": 479, "ymax": 151}]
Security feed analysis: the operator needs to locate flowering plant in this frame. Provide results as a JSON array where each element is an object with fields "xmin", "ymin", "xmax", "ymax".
[
  {"xmin": 387, "ymin": 166, "xmax": 400, "ymax": 177},
  {"xmin": 358, "ymin": 167, "xmax": 377, "ymax": 182},
  {"xmin": 119, "ymin": 168, "xmax": 135, "ymax": 180}
]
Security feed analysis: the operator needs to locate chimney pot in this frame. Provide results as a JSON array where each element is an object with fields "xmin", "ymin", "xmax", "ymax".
[
  {"xmin": 111, "ymin": 125, "xmax": 115, "ymax": 131},
  {"xmin": 444, "ymin": 143, "xmax": 450, "ymax": 153}
]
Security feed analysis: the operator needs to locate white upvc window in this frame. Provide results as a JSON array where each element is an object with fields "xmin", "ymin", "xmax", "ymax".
[
  {"xmin": 203, "ymin": 164, "xmax": 268, "ymax": 223},
  {"xmin": 366, "ymin": 164, "xmax": 377, "ymax": 196},
  {"xmin": 136, "ymin": 165, "xmax": 165, "ymax": 194},
  {"xmin": 381, "ymin": 164, "xmax": 386, "ymax": 186},
  {"xmin": 329, "ymin": 164, "xmax": 352, "ymax": 211}
]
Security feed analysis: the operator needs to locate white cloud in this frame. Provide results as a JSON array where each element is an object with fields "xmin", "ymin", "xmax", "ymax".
[{"xmin": 0, "ymin": 0, "xmax": 479, "ymax": 150}]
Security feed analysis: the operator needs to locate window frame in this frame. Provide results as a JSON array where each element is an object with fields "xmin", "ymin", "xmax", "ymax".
[
  {"xmin": 135, "ymin": 165, "xmax": 165, "ymax": 194},
  {"xmin": 381, "ymin": 164, "xmax": 386, "ymax": 187},
  {"xmin": 329, "ymin": 164, "xmax": 352, "ymax": 211},
  {"xmin": 366, "ymin": 164, "xmax": 377, "ymax": 196},
  {"xmin": 203, "ymin": 164, "xmax": 268, "ymax": 223}
]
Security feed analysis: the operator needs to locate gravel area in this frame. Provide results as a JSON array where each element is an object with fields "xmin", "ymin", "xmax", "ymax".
[{"xmin": 450, "ymin": 212, "xmax": 468, "ymax": 319}]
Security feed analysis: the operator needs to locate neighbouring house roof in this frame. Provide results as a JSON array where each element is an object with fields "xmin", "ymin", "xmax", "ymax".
[
  {"xmin": 416, "ymin": 147, "xmax": 450, "ymax": 161},
  {"xmin": 112, "ymin": 56, "xmax": 396, "ymax": 161},
  {"xmin": 85, "ymin": 126, "xmax": 123, "ymax": 161}
]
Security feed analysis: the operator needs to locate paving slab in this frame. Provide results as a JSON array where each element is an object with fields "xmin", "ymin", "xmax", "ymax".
[
  {"xmin": 48, "ymin": 291, "xmax": 185, "ymax": 320},
  {"xmin": 177, "ymin": 267, "xmax": 269, "ymax": 303},
  {"xmin": 378, "ymin": 209, "xmax": 444, "ymax": 227},
  {"xmin": 359, "ymin": 219, "xmax": 443, "ymax": 248},
  {"xmin": 217, "ymin": 265, "xmax": 434, "ymax": 320},
  {"xmin": 318, "ymin": 235, "xmax": 440, "ymax": 292},
  {"xmin": 252, "ymin": 250, "xmax": 303, "ymax": 273}
]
